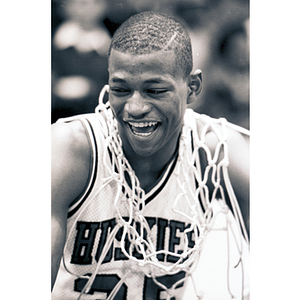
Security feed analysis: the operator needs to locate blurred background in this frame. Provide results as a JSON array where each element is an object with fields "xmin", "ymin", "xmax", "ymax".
[{"xmin": 51, "ymin": 0, "xmax": 249, "ymax": 129}]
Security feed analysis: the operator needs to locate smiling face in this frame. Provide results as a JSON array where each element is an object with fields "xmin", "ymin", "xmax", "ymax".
[{"xmin": 108, "ymin": 49, "xmax": 190, "ymax": 159}]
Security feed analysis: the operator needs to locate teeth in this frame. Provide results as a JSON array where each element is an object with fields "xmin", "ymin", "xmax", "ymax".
[
  {"xmin": 128, "ymin": 121, "xmax": 157, "ymax": 128},
  {"xmin": 134, "ymin": 132, "xmax": 152, "ymax": 137},
  {"xmin": 127, "ymin": 121, "xmax": 159, "ymax": 137}
]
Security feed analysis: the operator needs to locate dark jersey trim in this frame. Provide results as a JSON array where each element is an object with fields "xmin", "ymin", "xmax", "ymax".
[
  {"xmin": 190, "ymin": 132, "xmax": 206, "ymax": 213},
  {"xmin": 67, "ymin": 118, "xmax": 98, "ymax": 218},
  {"xmin": 106, "ymin": 140, "xmax": 179, "ymax": 207},
  {"xmin": 144, "ymin": 155, "xmax": 178, "ymax": 206}
]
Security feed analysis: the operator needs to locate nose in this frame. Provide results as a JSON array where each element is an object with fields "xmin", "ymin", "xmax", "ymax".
[{"xmin": 124, "ymin": 92, "xmax": 151, "ymax": 118}]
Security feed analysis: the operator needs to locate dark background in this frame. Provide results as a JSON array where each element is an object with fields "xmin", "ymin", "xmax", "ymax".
[{"xmin": 51, "ymin": 0, "xmax": 249, "ymax": 129}]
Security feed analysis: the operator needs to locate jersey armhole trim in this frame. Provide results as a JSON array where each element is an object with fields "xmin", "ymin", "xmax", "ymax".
[{"xmin": 67, "ymin": 118, "xmax": 98, "ymax": 218}]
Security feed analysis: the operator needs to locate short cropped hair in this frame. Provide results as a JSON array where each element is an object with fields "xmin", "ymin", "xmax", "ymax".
[{"xmin": 108, "ymin": 11, "xmax": 193, "ymax": 77}]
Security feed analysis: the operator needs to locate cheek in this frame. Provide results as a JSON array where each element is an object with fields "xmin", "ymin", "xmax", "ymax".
[
  {"xmin": 173, "ymin": 96, "xmax": 187, "ymax": 116},
  {"xmin": 109, "ymin": 97, "xmax": 123, "ymax": 118},
  {"xmin": 173, "ymin": 101, "xmax": 187, "ymax": 127},
  {"xmin": 164, "ymin": 102, "xmax": 186, "ymax": 127}
]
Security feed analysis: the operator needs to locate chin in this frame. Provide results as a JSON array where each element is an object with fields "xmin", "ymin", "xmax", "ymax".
[{"xmin": 130, "ymin": 145, "xmax": 158, "ymax": 158}]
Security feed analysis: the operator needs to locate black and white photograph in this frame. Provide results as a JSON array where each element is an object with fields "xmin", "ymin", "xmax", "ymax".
[
  {"xmin": 2, "ymin": 0, "xmax": 300, "ymax": 299},
  {"xmin": 51, "ymin": 1, "xmax": 250, "ymax": 299}
]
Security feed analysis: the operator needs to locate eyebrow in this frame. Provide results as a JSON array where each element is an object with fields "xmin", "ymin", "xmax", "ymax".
[
  {"xmin": 144, "ymin": 78, "xmax": 169, "ymax": 84},
  {"xmin": 111, "ymin": 78, "xmax": 126, "ymax": 83},
  {"xmin": 110, "ymin": 77, "xmax": 171, "ymax": 85}
]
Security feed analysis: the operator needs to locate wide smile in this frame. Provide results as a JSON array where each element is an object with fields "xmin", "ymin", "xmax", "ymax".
[{"xmin": 127, "ymin": 121, "xmax": 160, "ymax": 137}]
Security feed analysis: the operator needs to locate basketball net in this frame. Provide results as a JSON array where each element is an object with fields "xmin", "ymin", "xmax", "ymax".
[{"xmin": 70, "ymin": 85, "xmax": 249, "ymax": 300}]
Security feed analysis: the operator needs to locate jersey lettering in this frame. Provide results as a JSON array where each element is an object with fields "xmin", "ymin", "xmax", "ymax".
[
  {"xmin": 95, "ymin": 218, "xmax": 116, "ymax": 263},
  {"xmin": 167, "ymin": 220, "xmax": 185, "ymax": 263},
  {"xmin": 71, "ymin": 221, "xmax": 100, "ymax": 264},
  {"xmin": 74, "ymin": 274, "xmax": 127, "ymax": 299},
  {"xmin": 74, "ymin": 272, "xmax": 186, "ymax": 300},
  {"xmin": 143, "ymin": 271, "xmax": 186, "ymax": 300},
  {"xmin": 156, "ymin": 218, "xmax": 168, "ymax": 262},
  {"xmin": 71, "ymin": 217, "xmax": 194, "ymax": 266}
]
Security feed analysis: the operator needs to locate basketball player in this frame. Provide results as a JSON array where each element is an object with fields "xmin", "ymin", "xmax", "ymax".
[{"xmin": 52, "ymin": 11, "xmax": 250, "ymax": 299}]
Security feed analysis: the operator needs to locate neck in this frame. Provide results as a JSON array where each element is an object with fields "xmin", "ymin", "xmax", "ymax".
[{"xmin": 123, "ymin": 135, "xmax": 180, "ymax": 193}]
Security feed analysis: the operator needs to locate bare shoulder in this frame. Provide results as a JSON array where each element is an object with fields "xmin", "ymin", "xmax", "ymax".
[
  {"xmin": 51, "ymin": 120, "xmax": 92, "ymax": 210},
  {"xmin": 195, "ymin": 116, "xmax": 249, "ymax": 157},
  {"xmin": 195, "ymin": 116, "xmax": 250, "ymax": 231},
  {"xmin": 195, "ymin": 116, "xmax": 249, "ymax": 196},
  {"xmin": 51, "ymin": 120, "xmax": 90, "ymax": 157}
]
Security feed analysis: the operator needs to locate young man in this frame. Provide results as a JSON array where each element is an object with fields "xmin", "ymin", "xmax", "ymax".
[{"xmin": 52, "ymin": 11, "xmax": 250, "ymax": 300}]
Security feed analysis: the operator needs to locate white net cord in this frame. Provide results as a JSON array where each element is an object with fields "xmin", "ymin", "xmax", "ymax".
[{"xmin": 62, "ymin": 85, "xmax": 249, "ymax": 299}]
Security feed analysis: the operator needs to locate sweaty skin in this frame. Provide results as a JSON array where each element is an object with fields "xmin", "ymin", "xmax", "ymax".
[{"xmin": 108, "ymin": 49, "xmax": 201, "ymax": 192}]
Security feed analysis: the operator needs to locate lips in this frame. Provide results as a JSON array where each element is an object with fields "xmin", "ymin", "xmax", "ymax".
[{"xmin": 127, "ymin": 121, "xmax": 160, "ymax": 137}]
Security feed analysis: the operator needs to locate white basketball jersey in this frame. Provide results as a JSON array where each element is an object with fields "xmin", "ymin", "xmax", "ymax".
[{"xmin": 52, "ymin": 108, "xmax": 249, "ymax": 300}]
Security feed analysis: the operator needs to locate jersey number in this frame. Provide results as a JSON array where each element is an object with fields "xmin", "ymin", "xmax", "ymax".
[{"xmin": 74, "ymin": 272, "xmax": 186, "ymax": 300}]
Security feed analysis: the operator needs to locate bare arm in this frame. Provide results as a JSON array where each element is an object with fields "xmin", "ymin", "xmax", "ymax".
[
  {"xmin": 226, "ymin": 127, "xmax": 250, "ymax": 236},
  {"xmin": 203, "ymin": 122, "xmax": 250, "ymax": 236},
  {"xmin": 51, "ymin": 121, "xmax": 92, "ymax": 289}
]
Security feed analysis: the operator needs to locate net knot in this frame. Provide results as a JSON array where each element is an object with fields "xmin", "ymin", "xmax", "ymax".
[
  {"xmin": 208, "ymin": 160, "xmax": 215, "ymax": 167},
  {"xmin": 221, "ymin": 158, "xmax": 229, "ymax": 167},
  {"xmin": 139, "ymin": 261, "xmax": 145, "ymax": 267}
]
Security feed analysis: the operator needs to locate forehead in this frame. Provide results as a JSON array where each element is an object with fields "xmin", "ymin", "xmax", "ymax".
[{"xmin": 108, "ymin": 49, "xmax": 184, "ymax": 81}]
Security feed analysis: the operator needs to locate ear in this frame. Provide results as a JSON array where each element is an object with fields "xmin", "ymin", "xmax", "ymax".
[{"xmin": 187, "ymin": 69, "xmax": 202, "ymax": 104}]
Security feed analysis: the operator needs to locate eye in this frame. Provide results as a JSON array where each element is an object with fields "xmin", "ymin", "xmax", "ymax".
[
  {"xmin": 146, "ymin": 89, "xmax": 168, "ymax": 95},
  {"xmin": 110, "ymin": 87, "xmax": 131, "ymax": 95}
]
